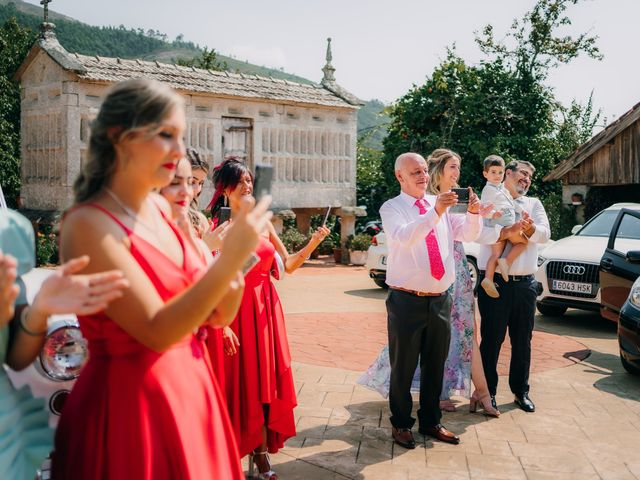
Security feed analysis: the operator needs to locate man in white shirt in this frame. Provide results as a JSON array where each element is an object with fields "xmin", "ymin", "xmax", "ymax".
[
  {"xmin": 380, "ymin": 152, "xmax": 486, "ymax": 448},
  {"xmin": 476, "ymin": 158, "xmax": 551, "ymax": 413}
]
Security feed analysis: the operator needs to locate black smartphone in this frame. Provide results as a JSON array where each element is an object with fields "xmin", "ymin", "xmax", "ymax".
[
  {"xmin": 216, "ymin": 206, "xmax": 231, "ymax": 224},
  {"xmin": 322, "ymin": 206, "xmax": 331, "ymax": 226},
  {"xmin": 450, "ymin": 187, "xmax": 470, "ymax": 214},
  {"xmin": 253, "ymin": 165, "xmax": 273, "ymax": 202},
  {"xmin": 452, "ymin": 187, "xmax": 470, "ymax": 202}
]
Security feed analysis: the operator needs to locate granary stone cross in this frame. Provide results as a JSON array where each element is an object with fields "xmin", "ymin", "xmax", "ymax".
[{"xmin": 40, "ymin": 0, "xmax": 52, "ymax": 23}]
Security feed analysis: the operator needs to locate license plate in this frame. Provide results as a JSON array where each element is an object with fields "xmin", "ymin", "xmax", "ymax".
[
  {"xmin": 381, "ymin": 256, "xmax": 387, "ymax": 266},
  {"xmin": 552, "ymin": 279, "xmax": 592, "ymax": 294}
]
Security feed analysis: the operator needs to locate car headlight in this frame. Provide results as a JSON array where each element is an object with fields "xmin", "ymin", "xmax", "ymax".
[
  {"xmin": 537, "ymin": 256, "xmax": 546, "ymax": 267},
  {"xmin": 630, "ymin": 278, "xmax": 640, "ymax": 308},
  {"xmin": 39, "ymin": 326, "xmax": 89, "ymax": 381}
]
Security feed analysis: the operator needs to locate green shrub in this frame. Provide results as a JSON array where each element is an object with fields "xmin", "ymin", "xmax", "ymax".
[
  {"xmin": 542, "ymin": 192, "xmax": 576, "ymax": 240},
  {"xmin": 36, "ymin": 228, "xmax": 58, "ymax": 266},
  {"xmin": 280, "ymin": 228, "xmax": 309, "ymax": 253},
  {"xmin": 346, "ymin": 233, "xmax": 372, "ymax": 251},
  {"xmin": 317, "ymin": 232, "xmax": 339, "ymax": 255}
]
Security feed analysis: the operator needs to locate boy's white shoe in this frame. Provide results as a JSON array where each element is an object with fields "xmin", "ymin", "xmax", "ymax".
[
  {"xmin": 481, "ymin": 278, "xmax": 500, "ymax": 298},
  {"xmin": 497, "ymin": 258, "xmax": 510, "ymax": 282}
]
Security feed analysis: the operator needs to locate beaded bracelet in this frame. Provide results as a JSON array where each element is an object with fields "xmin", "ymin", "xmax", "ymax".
[{"xmin": 19, "ymin": 307, "xmax": 47, "ymax": 336}]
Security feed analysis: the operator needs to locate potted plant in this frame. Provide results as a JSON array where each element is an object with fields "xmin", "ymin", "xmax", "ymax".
[{"xmin": 346, "ymin": 233, "xmax": 372, "ymax": 265}]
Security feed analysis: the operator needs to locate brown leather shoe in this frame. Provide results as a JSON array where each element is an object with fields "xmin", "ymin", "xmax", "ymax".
[
  {"xmin": 419, "ymin": 424, "xmax": 460, "ymax": 445},
  {"xmin": 392, "ymin": 427, "xmax": 416, "ymax": 449}
]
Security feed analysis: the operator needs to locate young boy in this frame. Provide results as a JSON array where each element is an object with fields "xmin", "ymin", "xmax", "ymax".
[{"xmin": 480, "ymin": 155, "xmax": 528, "ymax": 298}]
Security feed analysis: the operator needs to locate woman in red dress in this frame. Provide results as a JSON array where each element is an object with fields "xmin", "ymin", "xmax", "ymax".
[
  {"xmin": 159, "ymin": 155, "xmax": 237, "ymax": 385},
  {"xmin": 52, "ymin": 79, "xmax": 272, "ymax": 479},
  {"xmin": 211, "ymin": 159, "xmax": 329, "ymax": 479}
]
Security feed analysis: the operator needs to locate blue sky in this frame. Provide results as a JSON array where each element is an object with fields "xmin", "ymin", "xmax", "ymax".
[{"xmin": 26, "ymin": 0, "xmax": 639, "ymax": 123}]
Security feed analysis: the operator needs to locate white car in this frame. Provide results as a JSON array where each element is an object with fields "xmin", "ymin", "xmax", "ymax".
[
  {"xmin": 5, "ymin": 268, "xmax": 88, "ymax": 426},
  {"xmin": 535, "ymin": 203, "xmax": 640, "ymax": 317},
  {"xmin": 366, "ymin": 232, "xmax": 480, "ymax": 289}
]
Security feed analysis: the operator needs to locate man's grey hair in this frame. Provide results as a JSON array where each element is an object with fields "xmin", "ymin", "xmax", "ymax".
[
  {"xmin": 505, "ymin": 160, "xmax": 536, "ymax": 174},
  {"xmin": 394, "ymin": 152, "xmax": 424, "ymax": 171}
]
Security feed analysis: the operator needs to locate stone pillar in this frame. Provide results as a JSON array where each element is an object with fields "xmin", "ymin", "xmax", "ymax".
[
  {"xmin": 340, "ymin": 213, "xmax": 356, "ymax": 264},
  {"xmin": 296, "ymin": 212, "xmax": 311, "ymax": 235}
]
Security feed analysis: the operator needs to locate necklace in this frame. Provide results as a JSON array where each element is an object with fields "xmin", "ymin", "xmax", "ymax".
[{"xmin": 104, "ymin": 188, "xmax": 159, "ymax": 233}]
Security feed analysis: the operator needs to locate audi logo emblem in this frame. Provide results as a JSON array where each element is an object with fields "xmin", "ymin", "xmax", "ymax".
[{"xmin": 563, "ymin": 265, "xmax": 586, "ymax": 275}]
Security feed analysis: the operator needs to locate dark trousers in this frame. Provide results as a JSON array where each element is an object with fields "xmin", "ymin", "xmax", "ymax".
[
  {"xmin": 478, "ymin": 274, "xmax": 537, "ymax": 396},
  {"xmin": 387, "ymin": 289, "xmax": 452, "ymax": 429}
]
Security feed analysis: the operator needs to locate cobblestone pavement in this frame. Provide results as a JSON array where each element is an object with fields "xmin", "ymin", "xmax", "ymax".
[{"xmin": 256, "ymin": 258, "xmax": 640, "ymax": 480}]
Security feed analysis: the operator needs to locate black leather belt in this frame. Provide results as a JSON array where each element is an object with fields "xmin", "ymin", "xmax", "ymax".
[{"xmin": 479, "ymin": 271, "xmax": 534, "ymax": 282}]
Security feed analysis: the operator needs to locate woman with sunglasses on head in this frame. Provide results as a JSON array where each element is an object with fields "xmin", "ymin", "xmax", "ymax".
[
  {"xmin": 211, "ymin": 158, "xmax": 329, "ymax": 479},
  {"xmin": 52, "ymin": 79, "xmax": 272, "ymax": 479}
]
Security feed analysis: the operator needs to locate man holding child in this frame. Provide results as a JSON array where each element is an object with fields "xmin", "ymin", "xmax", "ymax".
[{"xmin": 476, "ymin": 158, "xmax": 551, "ymax": 413}]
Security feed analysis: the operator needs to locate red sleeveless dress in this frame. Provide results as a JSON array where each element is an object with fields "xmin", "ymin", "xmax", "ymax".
[
  {"xmin": 223, "ymin": 237, "xmax": 297, "ymax": 456},
  {"xmin": 51, "ymin": 204, "xmax": 243, "ymax": 480}
]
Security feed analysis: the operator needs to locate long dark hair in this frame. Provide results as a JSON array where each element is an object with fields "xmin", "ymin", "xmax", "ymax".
[{"xmin": 208, "ymin": 158, "xmax": 253, "ymax": 218}]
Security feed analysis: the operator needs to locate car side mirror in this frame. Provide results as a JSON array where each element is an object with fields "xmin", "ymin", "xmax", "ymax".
[
  {"xmin": 626, "ymin": 250, "xmax": 640, "ymax": 264},
  {"xmin": 570, "ymin": 225, "xmax": 582, "ymax": 235}
]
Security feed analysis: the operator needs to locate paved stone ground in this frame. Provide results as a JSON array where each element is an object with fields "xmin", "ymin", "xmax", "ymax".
[{"xmin": 254, "ymin": 258, "xmax": 640, "ymax": 480}]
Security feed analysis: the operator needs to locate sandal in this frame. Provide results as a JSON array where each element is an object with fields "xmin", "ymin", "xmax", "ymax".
[
  {"xmin": 248, "ymin": 449, "xmax": 278, "ymax": 479},
  {"xmin": 469, "ymin": 391, "xmax": 500, "ymax": 418}
]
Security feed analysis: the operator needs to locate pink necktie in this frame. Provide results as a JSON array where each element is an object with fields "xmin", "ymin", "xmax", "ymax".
[{"xmin": 415, "ymin": 198, "xmax": 445, "ymax": 280}]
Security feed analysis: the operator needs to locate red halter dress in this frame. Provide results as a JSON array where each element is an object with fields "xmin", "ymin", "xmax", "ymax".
[
  {"xmin": 52, "ymin": 204, "xmax": 243, "ymax": 479},
  {"xmin": 223, "ymin": 237, "xmax": 297, "ymax": 456}
]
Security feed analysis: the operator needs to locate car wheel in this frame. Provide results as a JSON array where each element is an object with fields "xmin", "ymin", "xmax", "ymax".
[
  {"xmin": 536, "ymin": 302, "xmax": 567, "ymax": 317},
  {"xmin": 373, "ymin": 278, "xmax": 388, "ymax": 289},
  {"xmin": 466, "ymin": 256, "xmax": 479, "ymax": 291},
  {"xmin": 620, "ymin": 350, "xmax": 640, "ymax": 375}
]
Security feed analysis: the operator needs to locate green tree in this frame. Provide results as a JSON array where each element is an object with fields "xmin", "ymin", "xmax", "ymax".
[
  {"xmin": 356, "ymin": 135, "xmax": 386, "ymax": 221},
  {"xmin": 0, "ymin": 17, "xmax": 35, "ymax": 207},
  {"xmin": 176, "ymin": 47, "xmax": 227, "ymax": 71},
  {"xmin": 381, "ymin": 0, "xmax": 601, "ymax": 238}
]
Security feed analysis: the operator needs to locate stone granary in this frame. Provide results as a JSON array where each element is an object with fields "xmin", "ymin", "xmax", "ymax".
[{"xmin": 15, "ymin": 23, "xmax": 364, "ymax": 245}]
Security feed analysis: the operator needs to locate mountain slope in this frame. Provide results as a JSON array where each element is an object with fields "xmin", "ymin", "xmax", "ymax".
[{"xmin": 1, "ymin": 0, "xmax": 389, "ymax": 145}]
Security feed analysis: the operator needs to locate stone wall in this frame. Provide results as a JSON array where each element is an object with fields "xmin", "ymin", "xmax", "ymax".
[{"xmin": 19, "ymin": 56, "xmax": 357, "ymax": 213}]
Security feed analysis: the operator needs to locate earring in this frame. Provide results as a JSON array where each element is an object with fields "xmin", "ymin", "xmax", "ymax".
[{"xmin": 223, "ymin": 194, "xmax": 228, "ymax": 207}]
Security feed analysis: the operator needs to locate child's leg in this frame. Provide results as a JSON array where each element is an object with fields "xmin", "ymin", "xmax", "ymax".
[
  {"xmin": 485, "ymin": 242, "xmax": 505, "ymax": 281},
  {"xmin": 491, "ymin": 241, "xmax": 509, "ymax": 281},
  {"xmin": 505, "ymin": 241, "xmax": 527, "ymax": 266},
  {"xmin": 481, "ymin": 242, "xmax": 506, "ymax": 298}
]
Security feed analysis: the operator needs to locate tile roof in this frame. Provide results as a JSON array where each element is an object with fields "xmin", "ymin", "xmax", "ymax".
[
  {"xmin": 15, "ymin": 27, "xmax": 361, "ymax": 109},
  {"xmin": 72, "ymin": 54, "xmax": 360, "ymax": 108}
]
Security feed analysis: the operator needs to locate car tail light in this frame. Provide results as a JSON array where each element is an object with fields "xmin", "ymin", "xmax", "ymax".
[{"xmin": 371, "ymin": 235, "xmax": 378, "ymax": 246}]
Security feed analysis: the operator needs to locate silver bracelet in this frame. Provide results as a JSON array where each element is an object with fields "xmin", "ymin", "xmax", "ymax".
[{"xmin": 19, "ymin": 307, "xmax": 47, "ymax": 336}]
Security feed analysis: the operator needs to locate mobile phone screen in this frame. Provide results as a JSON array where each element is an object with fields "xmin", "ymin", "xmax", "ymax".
[
  {"xmin": 253, "ymin": 165, "xmax": 273, "ymax": 202},
  {"xmin": 452, "ymin": 188, "xmax": 470, "ymax": 202},
  {"xmin": 217, "ymin": 207, "xmax": 231, "ymax": 224},
  {"xmin": 450, "ymin": 188, "xmax": 470, "ymax": 214},
  {"xmin": 322, "ymin": 206, "xmax": 331, "ymax": 226}
]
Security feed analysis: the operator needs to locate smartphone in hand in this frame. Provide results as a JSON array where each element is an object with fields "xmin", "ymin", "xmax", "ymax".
[
  {"xmin": 216, "ymin": 206, "xmax": 231, "ymax": 225},
  {"xmin": 450, "ymin": 187, "xmax": 470, "ymax": 214},
  {"xmin": 253, "ymin": 165, "xmax": 273, "ymax": 202},
  {"xmin": 322, "ymin": 206, "xmax": 331, "ymax": 226}
]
